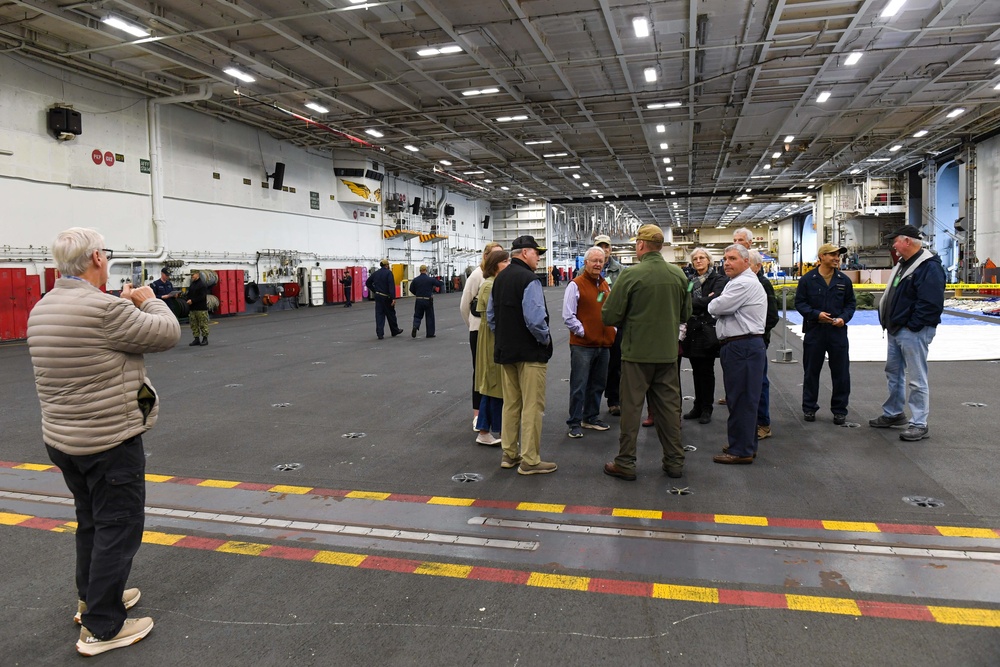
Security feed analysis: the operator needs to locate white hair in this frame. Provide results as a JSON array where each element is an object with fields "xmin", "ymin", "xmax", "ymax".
[
  {"xmin": 733, "ymin": 228, "xmax": 753, "ymax": 244},
  {"xmin": 52, "ymin": 227, "xmax": 104, "ymax": 277},
  {"xmin": 724, "ymin": 244, "xmax": 749, "ymax": 261},
  {"xmin": 748, "ymin": 249, "xmax": 763, "ymax": 268},
  {"xmin": 584, "ymin": 246, "xmax": 605, "ymax": 261}
]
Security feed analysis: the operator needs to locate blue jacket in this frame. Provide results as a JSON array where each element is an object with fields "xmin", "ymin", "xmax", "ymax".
[
  {"xmin": 365, "ymin": 267, "xmax": 396, "ymax": 299},
  {"xmin": 795, "ymin": 268, "xmax": 856, "ymax": 334},
  {"xmin": 409, "ymin": 273, "xmax": 443, "ymax": 298},
  {"xmin": 878, "ymin": 249, "xmax": 945, "ymax": 333}
]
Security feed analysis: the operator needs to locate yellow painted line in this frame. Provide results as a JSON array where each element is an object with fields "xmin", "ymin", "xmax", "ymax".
[
  {"xmin": 936, "ymin": 526, "xmax": 998, "ymax": 539},
  {"xmin": 268, "ymin": 484, "xmax": 312, "ymax": 495},
  {"xmin": 216, "ymin": 541, "xmax": 271, "ymax": 556},
  {"xmin": 345, "ymin": 490, "xmax": 392, "ymax": 500},
  {"xmin": 0, "ymin": 512, "xmax": 31, "ymax": 525},
  {"xmin": 427, "ymin": 496, "xmax": 476, "ymax": 507},
  {"xmin": 928, "ymin": 606, "xmax": 1000, "ymax": 627},
  {"xmin": 52, "ymin": 521, "xmax": 76, "ymax": 533},
  {"xmin": 517, "ymin": 502, "xmax": 567, "ymax": 513},
  {"xmin": 787, "ymin": 594, "xmax": 861, "ymax": 616},
  {"xmin": 14, "ymin": 463, "xmax": 54, "ymax": 471},
  {"xmin": 526, "ymin": 572, "xmax": 590, "ymax": 591},
  {"xmin": 197, "ymin": 479, "xmax": 242, "ymax": 489},
  {"xmin": 312, "ymin": 551, "xmax": 367, "ymax": 567},
  {"xmin": 715, "ymin": 514, "xmax": 769, "ymax": 526},
  {"xmin": 652, "ymin": 584, "xmax": 720, "ymax": 604},
  {"xmin": 612, "ymin": 508, "xmax": 663, "ymax": 519},
  {"xmin": 142, "ymin": 531, "xmax": 185, "ymax": 546},
  {"xmin": 145, "ymin": 474, "xmax": 174, "ymax": 483},
  {"xmin": 822, "ymin": 520, "xmax": 880, "ymax": 533},
  {"xmin": 414, "ymin": 562, "xmax": 474, "ymax": 578}
]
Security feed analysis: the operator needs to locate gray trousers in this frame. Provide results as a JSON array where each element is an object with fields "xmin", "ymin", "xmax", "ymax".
[{"xmin": 615, "ymin": 360, "xmax": 683, "ymax": 473}]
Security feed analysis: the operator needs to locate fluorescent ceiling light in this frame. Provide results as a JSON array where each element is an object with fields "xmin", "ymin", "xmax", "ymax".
[
  {"xmin": 889, "ymin": 144, "xmax": 903, "ymax": 152},
  {"xmin": 662, "ymin": 157, "xmax": 671, "ymax": 164},
  {"xmin": 591, "ymin": 189, "xmax": 599, "ymax": 193},
  {"xmin": 844, "ymin": 51, "xmax": 863, "ymax": 66},
  {"xmin": 996, "ymin": 58, "xmax": 1000, "ymax": 65},
  {"xmin": 763, "ymin": 164, "xmax": 771, "ymax": 170},
  {"xmin": 557, "ymin": 165, "xmax": 581, "ymax": 170},
  {"xmin": 633, "ymin": 17, "xmax": 650, "ymax": 38},
  {"xmin": 665, "ymin": 101, "xmax": 683, "ymax": 108},
  {"xmin": 850, "ymin": 168, "xmax": 862, "ymax": 174},
  {"xmin": 417, "ymin": 45, "xmax": 462, "ymax": 57},
  {"xmin": 667, "ymin": 176, "xmax": 674, "ymax": 181},
  {"xmin": 462, "ymin": 87, "xmax": 500, "ymax": 96},
  {"xmin": 806, "ymin": 180, "xmax": 814, "ymax": 184},
  {"xmin": 656, "ymin": 124, "xmax": 665, "ymax": 133},
  {"xmin": 404, "ymin": 144, "xmax": 419, "ymax": 152},
  {"xmin": 224, "ymin": 67, "xmax": 255, "ymax": 83},
  {"xmin": 659, "ymin": 143, "xmax": 668, "ymax": 150},
  {"xmin": 946, "ymin": 108, "xmax": 966, "ymax": 118},
  {"xmin": 866, "ymin": 158, "xmax": 891, "ymax": 162},
  {"xmin": 750, "ymin": 175, "xmax": 771, "ymax": 179},
  {"xmin": 572, "ymin": 173, "xmax": 581, "ymax": 179},
  {"xmin": 772, "ymin": 152, "xmax": 782, "ymax": 159},
  {"xmin": 103, "ymin": 15, "xmax": 150, "ymax": 38},
  {"xmin": 439, "ymin": 160, "xmax": 452, "ymax": 166},
  {"xmin": 364, "ymin": 129, "xmax": 384, "ymax": 138},
  {"xmin": 784, "ymin": 135, "xmax": 795, "ymax": 143},
  {"xmin": 517, "ymin": 193, "xmax": 524, "ymax": 197},
  {"xmin": 643, "ymin": 67, "xmax": 657, "ymax": 83},
  {"xmin": 500, "ymin": 186, "xmax": 509, "ymax": 191},
  {"xmin": 881, "ymin": 0, "xmax": 907, "ymax": 18},
  {"xmin": 913, "ymin": 129, "xmax": 928, "ymax": 137},
  {"xmin": 816, "ymin": 91, "xmax": 832, "ymax": 103},
  {"xmin": 664, "ymin": 167, "xmax": 673, "ymax": 172},
  {"xmin": 440, "ymin": 45, "xmax": 463, "ymax": 54},
  {"xmin": 463, "ymin": 170, "xmax": 484, "ymax": 175},
  {"xmin": 647, "ymin": 102, "xmax": 682, "ymax": 110},
  {"xmin": 305, "ymin": 102, "xmax": 328, "ymax": 114},
  {"xmin": 524, "ymin": 140, "xmax": 552, "ymax": 145},
  {"xmin": 582, "ymin": 182, "xmax": 589, "ymax": 187},
  {"xmin": 543, "ymin": 153, "xmax": 568, "ymax": 158},
  {"xmin": 496, "ymin": 115, "xmax": 528, "ymax": 122},
  {"xmin": 484, "ymin": 179, "xmax": 492, "ymax": 183},
  {"xmin": 995, "ymin": 83, "xmax": 1000, "ymax": 91}
]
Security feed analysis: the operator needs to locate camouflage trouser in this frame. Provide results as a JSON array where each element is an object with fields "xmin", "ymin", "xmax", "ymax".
[{"xmin": 189, "ymin": 310, "xmax": 210, "ymax": 338}]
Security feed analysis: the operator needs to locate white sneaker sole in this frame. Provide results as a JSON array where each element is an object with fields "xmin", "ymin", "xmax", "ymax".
[
  {"xmin": 582, "ymin": 423, "xmax": 609, "ymax": 431},
  {"xmin": 75, "ymin": 589, "xmax": 141, "ymax": 624},
  {"xmin": 76, "ymin": 620, "xmax": 153, "ymax": 656}
]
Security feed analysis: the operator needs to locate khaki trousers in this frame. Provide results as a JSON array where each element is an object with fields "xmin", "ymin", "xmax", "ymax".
[
  {"xmin": 500, "ymin": 362, "xmax": 547, "ymax": 466},
  {"xmin": 615, "ymin": 360, "xmax": 683, "ymax": 473}
]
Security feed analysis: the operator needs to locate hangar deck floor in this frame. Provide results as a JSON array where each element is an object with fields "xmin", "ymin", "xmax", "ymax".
[{"xmin": 1, "ymin": 288, "xmax": 998, "ymax": 666}]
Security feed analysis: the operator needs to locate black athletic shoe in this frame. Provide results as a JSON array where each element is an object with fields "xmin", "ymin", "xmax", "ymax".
[{"xmin": 411, "ymin": 327, "xmax": 417, "ymax": 338}]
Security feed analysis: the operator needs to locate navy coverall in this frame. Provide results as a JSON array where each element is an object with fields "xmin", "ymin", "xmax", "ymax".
[{"xmin": 795, "ymin": 268, "xmax": 856, "ymax": 416}]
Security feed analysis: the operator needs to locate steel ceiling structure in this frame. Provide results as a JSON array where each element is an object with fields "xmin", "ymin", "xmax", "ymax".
[{"xmin": 3, "ymin": 0, "xmax": 999, "ymax": 230}]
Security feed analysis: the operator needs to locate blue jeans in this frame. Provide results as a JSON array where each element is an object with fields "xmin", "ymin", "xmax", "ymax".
[
  {"xmin": 476, "ymin": 395, "xmax": 503, "ymax": 434},
  {"xmin": 567, "ymin": 345, "xmax": 610, "ymax": 426},
  {"xmin": 720, "ymin": 337, "xmax": 766, "ymax": 457},
  {"xmin": 756, "ymin": 356, "xmax": 770, "ymax": 426},
  {"xmin": 882, "ymin": 327, "xmax": 936, "ymax": 427}
]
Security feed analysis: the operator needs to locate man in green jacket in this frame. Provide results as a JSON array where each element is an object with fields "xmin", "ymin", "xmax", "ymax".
[{"xmin": 601, "ymin": 225, "xmax": 691, "ymax": 480}]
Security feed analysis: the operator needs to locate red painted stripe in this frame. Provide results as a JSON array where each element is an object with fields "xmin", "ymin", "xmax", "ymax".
[
  {"xmin": 169, "ymin": 477, "xmax": 205, "ymax": 486},
  {"xmin": 235, "ymin": 482, "xmax": 274, "ymax": 491},
  {"xmin": 20, "ymin": 517, "xmax": 66, "ymax": 530},
  {"xmin": 662, "ymin": 511, "xmax": 717, "ymax": 523},
  {"xmin": 310, "ymin": 488, "xmax": 350, "ymax": 498},
  {"xmin": 467, "ymin": 566, "xmax": 531, "ymax": 584},
  {"xmin": 0, "ymin": 461, "xmax": 18, "ymax": 468},
  {"xmin": 174, "ymin": 536, "xmax": 228, "ymax": 550},
  {"xmin": 876, "ymin": 523, "xmax": 942, "ymax": 535},
  {"xmin": 718, "ymin": 589, "xmax": 789, "ymax": 609},
  {"xmin": 588, "ymin": 578, "xmax": 654, "ymax": 597},
  {"xmin": 358, "ymin": 556, "xmax": 420, "ymax": 573},
  {"xmin": 260, "ymin": 545, "xmax": 320, "ymax": 561},
  {"xmin": 769, "ymin": 518, "xmax": 826, "ymax": 530},
  {"xmin": 389, "ymin": 494, "xmax": 434, "ymax": 503},
  {"xmin": 856, "ymin": 600, "xmax": 937, "ymax": 622},
  {"xmin": 564, "ymin": 505, "xmax": 615, "ymax": 516},
  {"xmin": 472, "ymin": 500, "xmax": 520, "ymax": 510}
]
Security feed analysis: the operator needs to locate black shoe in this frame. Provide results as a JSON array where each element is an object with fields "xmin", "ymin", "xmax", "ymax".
[
  {"xmin": 803, "ymin": 412, "xmax": 816, "ymax": 422},
  {"xmin": 869, "ymin": 413, "xmax": 908, "ymax": 428},
  {"xmin": 833, "ymin": 414, "xmax": 846, "ymax": 426},
  {"xmin": 682, "ymin": 409, "xmax": 701, "ymax": 420},
  {"xmin": 189, "ymin": 337, "xmax": 201, "ymax": 346},
  {"xmin": 662, "ymin": 465, "xmax": 683, "ymax": 479},
  {"xmin": 698, "ymin": 411, "xmax": 712, "ymax": 424},
  {"xmin": 200, "ymin": 338, "xmax": 208, "ymax": 346},
  {"xmin": 391, "ymin": 329, "xmax": 404, "ymax": 337},
  {"xmin": 426, "ymin": 335, "xmax": 436, "ymax": 338},
  {"xmin": 377, "ymin": 336, "xmax": 384, "ymax": 340},
  {"xmin": 411, "ymin": 327, "xmax": 417, "ymax": 338}
]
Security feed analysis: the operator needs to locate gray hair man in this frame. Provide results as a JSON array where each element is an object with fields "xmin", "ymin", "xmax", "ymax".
[{"xmin": 27, "ymin": 227, "xmax": 180, "ymax": 655}]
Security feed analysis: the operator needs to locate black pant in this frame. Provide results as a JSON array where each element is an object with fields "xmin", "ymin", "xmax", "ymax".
[
  {"xmin": 374, "ymin": 296, "xmax": 399, "ymax": 338},
  {"xmin": 412, "ymin": 299, "xmax": 435, "ymax": 336},
  {"xmin": 604, "ymin": 326, "xmax": 624, "ymax": 407},
  {"xmin": 802, "ymin": 327, "xmax": 851, "ymax": 415},
  {"xmin": 470, "ymin": 330, "xmax": 481, "ymax": 409},
  {"xmin": 47, "ymin": 435, "xmax": 146, "ymax": 639},
  {"xmin": 689, "ymin": 356, "xmax": 717, "ymax": 416}
]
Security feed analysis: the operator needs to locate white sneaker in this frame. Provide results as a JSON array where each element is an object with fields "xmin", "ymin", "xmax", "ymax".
[
  {"xmin": 75, "ymin": 588, "xmax": 141, "ymax": 624},
  {"xmin": 476, "ymin": 432, "xmax": 502, "ymax": 446},
  {"xmin": 77, "ymin": 617, "xmax": 153, "ymax": 656},
  {"xmin": 472, "ymin": 416, "xmax": 480, "ymax": 432}
]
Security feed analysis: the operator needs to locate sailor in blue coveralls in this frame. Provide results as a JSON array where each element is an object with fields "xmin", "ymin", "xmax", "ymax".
[
  {"xmin": 365, "ymin": 259, "xmax": 403, "ymax": 340},
  {"xmin": 409, "ymin": 265, "xmax": 444, "ymax": 338}
]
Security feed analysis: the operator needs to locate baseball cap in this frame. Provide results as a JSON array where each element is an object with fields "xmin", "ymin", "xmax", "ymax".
[
  {"xmin": 817, "ymin": 243, "xmax": 847, "ymax": 256},
  {"xmin": 884, "ymin": 224, "xmax": 921, "ymax": 241},
  {"xmin": 635, "ymin": 224, "xmax": 664, "ymax": 243},
  {"xmin": 511, "ymin": 235, "xmax": 547, "ymax": 255},
  {"xmin": 380, "ymin": 259, "xmax": 390, "ymax": 267},
  {"xmin": 160, "ymin": 267, "xmax": 171, "ymax": 276},
  {"xmin": 594, "ymin": 234, "xmax": 612, "ymax": 246},
  {"xmin": 419, "ymin": 264, "xmax": 428, "ymax": 272}
]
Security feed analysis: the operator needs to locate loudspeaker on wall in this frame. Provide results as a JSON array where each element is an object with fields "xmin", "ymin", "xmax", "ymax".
[
  {"xmin": 270, "ymin": 162, "xmax": 286, "ymax": 190},
  {"xmin": 410, "ymin": 197, "xmax": 421, "ymax": 214},
  {"xmin": 482, "ymin": 215, "xmax": 490, "ymax": 229}
]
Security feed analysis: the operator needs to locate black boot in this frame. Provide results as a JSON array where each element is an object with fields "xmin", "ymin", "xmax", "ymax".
[
  {"xmin": 682, "ymin": 408, "xmax": 702, "ymax": 420},
  {"xmin": 200, "ymin": 337, "xmax": 208, "ymax": 346},
  {"xmin": 189, "ymin": 337, "xmax": 201, "ymax": 346},
  {"xmin": 698, "ymin": 409, "xmax": 713, "ymax": 424}
]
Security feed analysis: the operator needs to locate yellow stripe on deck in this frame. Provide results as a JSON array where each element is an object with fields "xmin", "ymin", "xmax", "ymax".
[
  {"xmin": 787, "ymin": 594, "xmax": 861, "ymax": 616},
  {"xmin": 526, "ymin": 572, "xmax": 590, "ymax": 591}
]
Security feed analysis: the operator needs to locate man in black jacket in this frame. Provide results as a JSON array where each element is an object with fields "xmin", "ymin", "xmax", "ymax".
[
  {"xmin": 795, "ymin": 244, "xmax": 856, "ymax": 424},
  {"xmin": 365, "ymin": 260, "xmax": 403, "ymax": 340},
  {"xmin": 869, "ymin": 225, "xmax": 945, "ymax": 441},
  {"xmin": 340, "ymin": 270, "xmax": 353, "ymax": 307},
  {"xmin": 186, "ymin": 269, "xmax": 209, "ymax": 346},
  {"xmin": 487, "ymin": 236, "xmax": 556, "ymax": 475}
]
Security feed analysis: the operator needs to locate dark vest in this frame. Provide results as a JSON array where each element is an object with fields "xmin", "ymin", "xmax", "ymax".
[{"xmin": 491, "ymin": 257, "xmax": 552, "ymax": 364}]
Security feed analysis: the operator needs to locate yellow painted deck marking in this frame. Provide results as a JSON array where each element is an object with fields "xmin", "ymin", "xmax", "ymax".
[
  {"xmin": 935, "ymin": 526, "xmax": 998, "ymax": 539},
  {"xmin": 312, "ymin": 551, "xmax": 367, "ymax": 567},
  {"xmin": 197, "ymin": 479, "xmax": 241, "ymax": 489},
  {"xmin": 427, "ymin": 496, "xmax": 476, "ymax": 506},
  {"xmin": 821, "ymin": 520, "xmax": 880, "ymax": 533},
  {"xmin": 0, "ymin": 512, "xmax": 31, "ymax": 525},
  {"xmin": 517, "ymin": 502, "xmax": 567, "ymax": 513},
  {"xmin": 217, "ymin": 541, "xmax": 270, "ymax": 556},
  {"xmin": 142, "ymin": 531, "xmax": 185, "ymax": 546},
  {"xmin": 267, "ymin": 485, "xmax": 312, "ymax": 495},
  {"xmin": 344, "ymin": 490, "xmax": 391, "ymax": 500},
  {"xmin": 13, "ymin": 463, "xmax": 53, "ymax": 471},
  {"xmin": 144, "ymin": 474, "xmax": 174, "ymax": 483},
  {"xmin": 928, "ymin": 606, "xmax": 1000, "ymax": 627},
  {"xmin": 526, "ymin": 572, "xmax": 590, "ymax": 591},
  {"xmin": 612, "ymin": 508, "xmax": 663, "ymax": 519},
  {"xmin": 414, "ymin": 562, "xmax": 474, "ymax": 578},
  {"xmin": 652, "ymin": 584, "xmax": 720, "ymax": 603},
  {"xmin": 715, "ymin": 514, "xmax": 769, "ymax": 526},
  {"xmin": 787, "ymin": 594, "xmax": 861, "ymax": 616}
]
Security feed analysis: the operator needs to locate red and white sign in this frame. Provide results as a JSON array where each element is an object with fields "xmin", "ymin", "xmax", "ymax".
[
  {"xmin": 91, "ymin": 149, "xmax": 103, "ymax": 165},
  {"xmin": 104, "ymin": 151, "xmax": 115, "ymax": 167}
]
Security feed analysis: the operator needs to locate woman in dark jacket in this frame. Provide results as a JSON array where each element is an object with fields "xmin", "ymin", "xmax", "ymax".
[{"xmin": 682, "ymin": 248, "xmax": 728, "ymax": 424}]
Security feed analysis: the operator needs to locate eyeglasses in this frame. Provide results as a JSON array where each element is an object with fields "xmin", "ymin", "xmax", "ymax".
[{"xmin": 102, "ymin": 248, "xmax": 114, "ymax": 260}]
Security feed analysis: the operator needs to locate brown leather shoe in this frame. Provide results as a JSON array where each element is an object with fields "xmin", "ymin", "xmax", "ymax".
[
  {"xmin": 713, "ymin": 453, "xmax": 753, "ymax": 465},
  {"xmin": 641, "ymin": 413, "xmax": 654, "ymax": 427},
  {"xmin": 603, "ymin": 462, "xmax": 636, "ymax": 481},
  {"xmin": 722, "ymin": 447, "xmax": 757, "ymax": 459}
]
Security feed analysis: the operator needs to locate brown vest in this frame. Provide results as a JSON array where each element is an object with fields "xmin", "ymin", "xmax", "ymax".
[{"xmin": 570, "ymin": 274, "xmax": 616, "ymax": 347}]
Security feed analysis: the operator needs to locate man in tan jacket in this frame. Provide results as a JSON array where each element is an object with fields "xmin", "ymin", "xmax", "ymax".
[{"xmin": 27, "ymin": 228, "xmax": 180, "ymax": 656}]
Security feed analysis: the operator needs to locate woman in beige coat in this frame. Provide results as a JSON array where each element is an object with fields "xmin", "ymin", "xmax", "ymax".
[
  {"xmin": 473, "ymin": 249, "xmax": 510, "ymax": 445},
  {"xmin": 460, "ymin": 242, "xmax": 502, "ymax": 430}
]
